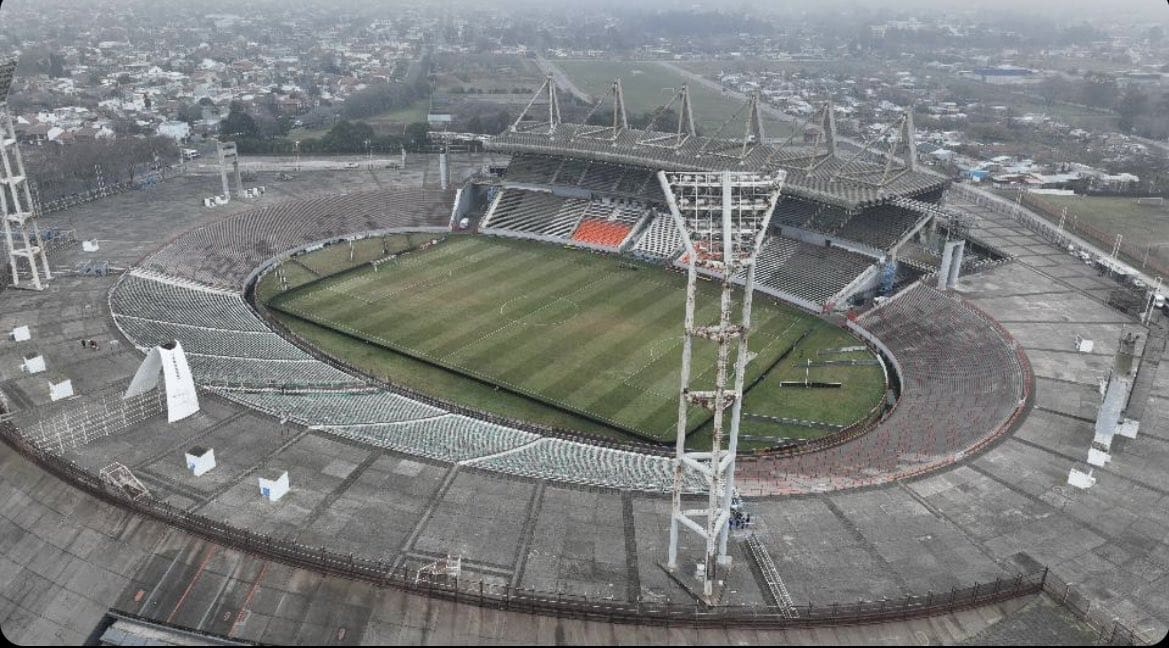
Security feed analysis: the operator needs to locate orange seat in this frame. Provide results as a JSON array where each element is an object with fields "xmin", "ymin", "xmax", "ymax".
[{"xmin": 571, "ymin": 219, "xmax": 633, "ymax": 249}]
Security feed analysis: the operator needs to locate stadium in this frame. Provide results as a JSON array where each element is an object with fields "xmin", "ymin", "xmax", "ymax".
[{"xmin": 1, "ymin": 69, "xmax": 1168, "ymax": 646}]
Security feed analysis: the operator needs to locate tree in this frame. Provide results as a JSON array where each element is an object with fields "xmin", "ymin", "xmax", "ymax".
[
  {"xmin": 404, "ymin": 122, "xmax": 430, "ymax": 151},
  {"xmin": 1080, "ymin": 73, "xmax": 1118, "ymax": 110},
  {"xmin": 178, "ymin": 102, "xmax": 204, "ymax": 125},
  {"xmin": 1117, "ymin": 86, "xmax": 1148, "ymax": 134},
  {"xmin": 320, "ymin": 120, "xmax": 375, "ymax": 153},
  {"xmin": 299, "ymin": 106, "xmax": 335, "ymax": 130},
  {"xmin": 220, "ymin": 101, "xmax": 259, "ymax": 140},
  {"xmin": 48, "ymin": 53, "xmax": 66, "ymax": 79}
]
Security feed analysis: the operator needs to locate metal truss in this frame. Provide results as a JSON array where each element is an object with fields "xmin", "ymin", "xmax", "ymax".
[
  {"xmin": 0, "ymin": 57, "xmax": 51, "ymax": 291},
  {"xmin": 570, "ymin": 79, "xmax": 628, "ymax": 144},
  {"xmin": 697, "ymin": 91, "xmax": 767, "ymax": 162},
  {"xmin": 636, "ymin": 84, "xmax": 697, "ymax": 151},
  {"xmin": 826, "ymin": 108, "xmax": 918, "ymax": 188},
  {"xmin": 510, "ymin": 73, "xmax": 561, "ymax": 138},
  {"xmin": 657, "ymin": 169, "xmax": 786, "ymax": 601},
  {"xmin": 762, "ymin": 101, "xmax": 837, "ymax": 173}
]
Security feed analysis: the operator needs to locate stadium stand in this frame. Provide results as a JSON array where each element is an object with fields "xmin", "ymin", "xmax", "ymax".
[
  {"xmin": 215, "ymin": 389, "xmax": 447, "ymax": 426},
  {"xmin": 737, "ymin": 283, "xmax": 1027, "ymax": 494},
  {"xmin": 111, "ymin": 273, "xmax": 270, "ymax": 331},
  {"xmin": 502, "ymin": 153, "xmax": 560, "ymax": 185},
  {"xmin": 745, "ymin": 236, "xmax": 875, "ymax": 305},
  {"xmin": 482, "ymin": 189, "xmax": 584, "ymax": 238},
  {"xmin": 502, "ymin": 154, "xmax": 665, "ymax": 204},
  {"xmin": 552, "ymin": 158, "xmax": 589, "ymax": 186},
  {"xmin": 113, "ymin": 315, "xmax": 307, "ymax": 360},
  {"xmin": 571, "ymin": 218, "xmax": 635, "ymax": 250},
  {"xmin": 771, "ymin": 197, "xmax": 825, "ymax": 228},
  {"xmin": 578, "ymin": 161, "xmax": 625, "ymax": 192},
  {"xmin": 321, "ymin": 417, "xmax": 540, "ymax": 463},
  {"xmin": 111, "ymin": 271, "xmax": 363, "ymax": 388},
  {"xmin": 187, "ymin": 355, "xmax": 359, "ymax": 387},
  {"xmin": 463, "ymin": 437, "xmax": 706, "ymax": 491},
  {"xmin": 631, "ymin": 214, "xmax": 684, "ymax": 260},
  {"xmin": 140, "ymin": 188, "xmax": 452, "ymax": 288},
  {"xmin": 803, "ymin": 204, "xmax": 854, "ymax": 233},
  {"xmin": 832, "ymin": 205, "xmax": 926, "ymax": 251}
]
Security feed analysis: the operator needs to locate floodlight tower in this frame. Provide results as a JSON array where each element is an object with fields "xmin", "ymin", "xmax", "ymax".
[
  {"xmin": 658, "ymin": 168, "xmax": 786, "ymax": 600},
  {"xmin": 0, "ymin": 56, "xmax": 52, "ymax": 290}
]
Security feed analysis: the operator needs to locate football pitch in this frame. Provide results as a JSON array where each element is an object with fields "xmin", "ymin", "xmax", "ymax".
[{"xmin": 267, "ymin": 236, "xmax": 884, "ymax": 443}]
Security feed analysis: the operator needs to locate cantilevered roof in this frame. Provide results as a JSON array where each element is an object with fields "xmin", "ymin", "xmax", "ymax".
[{"xmin": 487, "ymin": 123, "xmax": 947, "ymax": 211}]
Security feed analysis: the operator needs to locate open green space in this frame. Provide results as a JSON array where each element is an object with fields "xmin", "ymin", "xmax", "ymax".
[
  {"xmin": 261, "ymin": 235, "xmax": 884, "ymax": 447},
  {"xmin": 1021, "ymin": 193, "xmax": 1169, "ymax": 273},
  {"xmin": 555, "ymin": 60, "xmax": 797, "ymax": 138},
  {"xmin": 288, "ymin": 99, "xmax": 431, "ymax": 141}
]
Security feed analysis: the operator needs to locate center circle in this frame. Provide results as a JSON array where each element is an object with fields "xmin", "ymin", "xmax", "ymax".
[{"xmin": 499, "ymin": 296, "xmax": 581, "ymax": 327}]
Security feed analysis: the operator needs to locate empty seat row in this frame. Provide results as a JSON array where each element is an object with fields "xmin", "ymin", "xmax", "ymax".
[{"xmin": 632, "ymin": 214, "xmax": 685, "ymax": 260}]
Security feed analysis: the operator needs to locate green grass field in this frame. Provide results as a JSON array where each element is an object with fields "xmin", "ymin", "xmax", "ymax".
[
  {"xmin": 263, "ymin": 236, "xmax": 885, "ymax": 447},
  {"xmin": 555, "ymin": 60, "xmax": 797, "ymax": 139},
  {"xmin": 1019, "ymin": 193, "xmax": 1169, "ymax": 273}
]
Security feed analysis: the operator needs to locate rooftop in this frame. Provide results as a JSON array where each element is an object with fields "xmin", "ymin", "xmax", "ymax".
[{"xmin": 488, "ymin": 123, "xmax": 946, "ymax": 210}]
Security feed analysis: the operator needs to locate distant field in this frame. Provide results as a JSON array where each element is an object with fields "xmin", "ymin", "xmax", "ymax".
[
  {"xmin": 265, "ymin": 235, "xmax": 884, "ymax": 446},
  {"xmin": 1022, "ymin": 194, "xmax": 1169, "ymax": 273},
  {"xmin": 288, "ymin": 99, "xmax": 431, "ymax": 140},
  {"xmin": 679, "ymin": 59, "xmax": 889, "ymax": 79},
  {"xmin": 555, "ymin": 60, "xmax": 797, "ymax": 138}
]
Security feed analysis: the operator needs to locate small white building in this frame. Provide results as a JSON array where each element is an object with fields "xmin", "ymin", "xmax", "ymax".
[
  {"xmin": 49, "ymin": 378, "xmax": 74, "ymax": 401},
  {"xmin": 21, "ymin": 354, "xmax": 45, "ymax": 374},
  {"xmin": 185, "ymin": 446, "xmax": 216, "ymax": 477},
  {"xmin": 258, "ymin": 470, "xmax": 289, "ymax": 501},
  {"xmin": 157, "ymin": 120, "xmax": 191, "ymax": 142}
]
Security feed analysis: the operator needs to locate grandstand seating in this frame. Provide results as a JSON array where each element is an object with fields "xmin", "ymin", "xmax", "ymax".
[
  {"xmin": 552, "ymin": 158, "xmax": 589, "ymax": 186},
  {"xmin": 571, "ymin": 219, "xmax": 635, "ymax": 249},
  {"xmin": 114, "ymin": 315, "xmax": 306, "ymax": 360},
  {"xmin": 631, "ymin": 214, "xmax": 684, "ymax": 260},
  {"xmin": 771, "ymin": 198, "xmax": 824, "ymax": 228},
  {"xmin": 322, "ymin": 417, "xmax": 540, "ymax": 464},
  {"xmin": 736, "ymin": 283, "xmax": 1026, "ymax": 494},
  {"xmin": 188, "ymin": 355, "xmax": 360, "ymax": 387},
  {"xmin": 140, "ymin": 188, "xmax": 452, "ymax": 288},
  {"xmin": 464, "ymin": 438, "xmax": 705, "ymax": 491},
  {"xmin": 216, "ymin": 389, "xmax": 447, "ymax": 426},
  {"xmin": 578, "ymin": 162, "xmax": 625, "ymax": 192},
  {"xmin": 803, "ymin": 205, "xmax": 854, "ymax": 233},
  {"xmin": 746, "ymin": 236, "xmax": 875, "ymax": 305},
  {"xmin": 503, "ymin": 154, "xmax": 560, "ymax": 185},
  {"xmin": 111, "ymin": 271, "xmax": 362, "ymax": 388},
  {"xmin": 503, "ymin": 154, "xmax": 664, "ymax": 203},
  {"xmin": 111, "ymin": 273, "xmax": 270, "ymax": 331},
  {"xmin": 483, "ymin": 189, "xmax": 585, "ymax": 238},
  {"xmin": 833, "ymin": 205, "xmax": 925, "ymax": 250}
]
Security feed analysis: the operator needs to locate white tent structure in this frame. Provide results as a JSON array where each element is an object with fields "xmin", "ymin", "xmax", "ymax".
[{"xmin": 123, "ymin": 340, "xmax": 199, "ymax": 422}]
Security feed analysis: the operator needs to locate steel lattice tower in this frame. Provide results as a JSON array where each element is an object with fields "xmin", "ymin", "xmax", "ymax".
[
  {"xmin": 658, "ymin": 169, "xmax": 785, "ymax": 600},
  {"xmin": 0, "ymin": 56, "xmax": 52, "ymax": 290}
]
